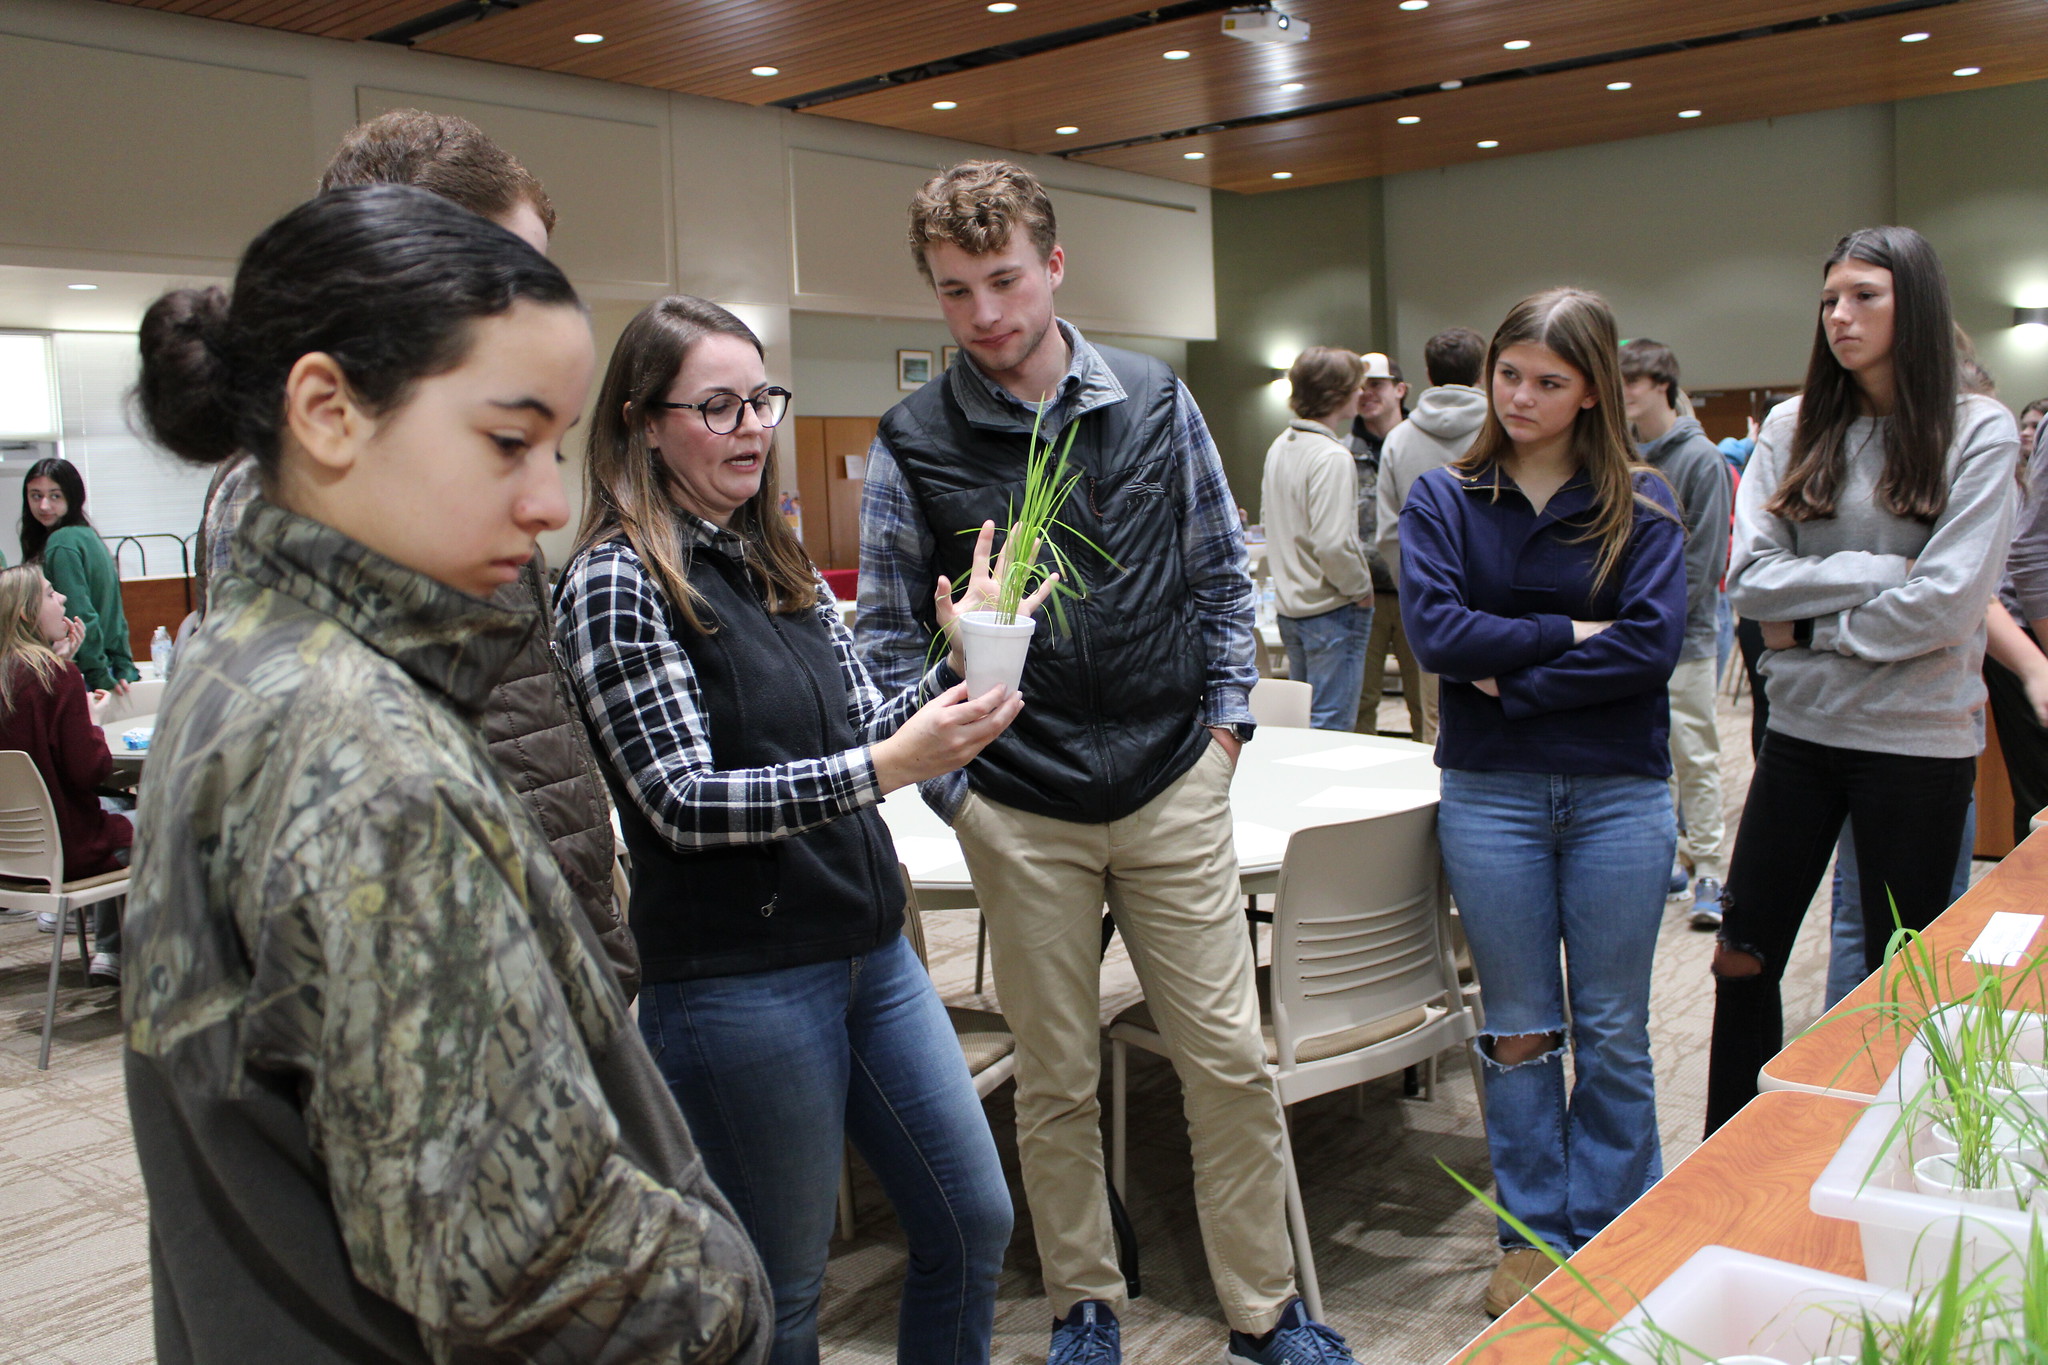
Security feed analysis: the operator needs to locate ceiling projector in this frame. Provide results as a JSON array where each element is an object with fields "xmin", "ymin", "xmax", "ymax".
[{"xmin": 1222, "ymin": 7, "xmax": 1309, "ymax": 44}]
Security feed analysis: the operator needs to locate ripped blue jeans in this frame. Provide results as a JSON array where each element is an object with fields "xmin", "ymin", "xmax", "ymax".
[{"xmin": 1437, "ymin": 769, "xmax": 1674, "ymax": 1254}]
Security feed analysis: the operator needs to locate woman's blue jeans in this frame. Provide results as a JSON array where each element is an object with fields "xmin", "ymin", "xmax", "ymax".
[
  {"xmin": 1277, "ymin": 601, "xmax": 1373, "ymax": 731},
  {"xmin": 1436, "ymin": 769, "xmax": 1674, "ymax": 1254},
  {"xmin": 639, "ymin": 935, "xmax": 1012, "ymax": 1365}
]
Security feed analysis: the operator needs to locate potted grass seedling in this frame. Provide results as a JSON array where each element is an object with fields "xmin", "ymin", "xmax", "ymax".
[
  {"xmin": 1820, "ymin": 1224, "xmax": 2016, "ymax": 1364},
  {"xmin": 1446, "ymin": 1164, "xmax": 2018, "ymax": 1365},
  {"xmin": 1851, "ymin": 931, "xmax": 2048, "ymax": 1209},
  {"xmin": 948, "ymin": 399, "xmax": 1111, "ymax": 699}
]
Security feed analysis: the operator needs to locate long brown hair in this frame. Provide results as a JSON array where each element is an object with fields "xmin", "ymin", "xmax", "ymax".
[
  {"xmin": 1767, "ymin": 226, "xmax": 1957, "ymax": 524},
  {"xmin": 1455, "ymin": 287, "xmax": 1671, "ymax": 589},
  {"xmin": 574, "ymin": 296, "xmax": 816, "ymax": 633},
  {"xmin": 0, "ymin": 568, "xmax": 66, "ymax": 715}
]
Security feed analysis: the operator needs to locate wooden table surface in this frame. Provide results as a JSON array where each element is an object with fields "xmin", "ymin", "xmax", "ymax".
[
  {"xmin": 1759, "ymin": 828, "xmax": 2048, "ymax": 1100},
  {"xmin": 1446, "ymin": 1091, "xmax": 1868, "ymax": 1364}
]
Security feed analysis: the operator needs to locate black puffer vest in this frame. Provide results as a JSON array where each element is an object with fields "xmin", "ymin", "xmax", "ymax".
[
  {"xmin": 612, "ymin": 541, "xmax": 902, "ymax": 983},
  {"xmin": 879, "ymin": 344, "xmax": 1208, "ymax": 824}
]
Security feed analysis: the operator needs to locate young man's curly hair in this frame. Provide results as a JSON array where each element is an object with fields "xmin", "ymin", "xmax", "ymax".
[{"xmin": 906, "ymin": 160, "xmax": 1058, "ymax": 283}]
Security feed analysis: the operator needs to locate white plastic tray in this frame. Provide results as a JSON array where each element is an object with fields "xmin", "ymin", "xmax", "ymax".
[
  {"xmin": 1808, "ymin": 1009, "xmax": 2045, "ymax": 1288},
  {"xmin": 1600, "ymin": 1245, "xmax": 1909, "ymax": 1364}
]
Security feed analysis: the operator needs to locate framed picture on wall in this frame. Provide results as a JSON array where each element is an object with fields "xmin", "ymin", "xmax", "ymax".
[
  {"xmin": 942, "ymin": 345, "xmax": 960, "ymax": 372},
  {"xmin": 897, "ymin": 349, "xmax": 933, "ymax": 390}
]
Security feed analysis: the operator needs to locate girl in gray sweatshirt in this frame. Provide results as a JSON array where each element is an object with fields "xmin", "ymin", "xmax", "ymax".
[{"xmin": 1706, "ymin": 226, "xmax": 2021, "ymax": 1134}]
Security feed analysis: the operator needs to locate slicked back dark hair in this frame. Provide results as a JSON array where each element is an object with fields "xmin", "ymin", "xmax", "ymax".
[
  {"xmin": 1768, "ymin": 225, "xmax": 1957, "ymax": 524},
  {"xmin": 135, "ymin": 184, "xmax": 579, "ymax": 474}
]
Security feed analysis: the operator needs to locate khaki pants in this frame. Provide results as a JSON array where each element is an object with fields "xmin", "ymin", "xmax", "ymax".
[
  {"xmin": 1667, "ymin": 655, "xmax": 1727, "ymax": 884},
  {"xmin": 953, "ymin": 741, "xmax": 1297, "ymax": 1332},
  {"xmin": 1359, "ymin": 590, "xmax": 1429, "ymax": 740}
]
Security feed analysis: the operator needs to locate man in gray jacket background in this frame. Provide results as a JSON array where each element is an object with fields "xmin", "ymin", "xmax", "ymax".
[
  {"xmin": 1622, "ymin": 338, "xmax": 1734, "ymax": 929},
  {"xmin": 1374, "ymin": 327, "xmax": 1488, "ymax": 743}
]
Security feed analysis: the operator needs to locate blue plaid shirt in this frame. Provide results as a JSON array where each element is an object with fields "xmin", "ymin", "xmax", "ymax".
[
  {"xmin": 556, "ymin": 513, "xmax": 944, "ymax": 850},
  {"xmin": 855, "ymin": 320, "xmax": 1257, "ymax": 821}
]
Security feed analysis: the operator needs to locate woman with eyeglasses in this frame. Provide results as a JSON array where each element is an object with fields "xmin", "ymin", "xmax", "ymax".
[{"xmin": 556, "ymin": 295, "xmax": 1042, "ymax": 1365}]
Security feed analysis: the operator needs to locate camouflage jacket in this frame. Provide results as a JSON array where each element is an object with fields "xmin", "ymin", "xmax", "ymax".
[{"xmin": 123, "ymin": 500, "xmax": 769, "ymax": 1365}]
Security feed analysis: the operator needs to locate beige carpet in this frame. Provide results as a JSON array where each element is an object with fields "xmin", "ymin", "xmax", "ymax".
[{"xmin": 0, "ymin": 689, "xmax": 1879, "ymax": 1364}]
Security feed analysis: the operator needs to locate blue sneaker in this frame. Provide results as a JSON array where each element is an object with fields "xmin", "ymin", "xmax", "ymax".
[
  {"xmin": 1049, "ymin": 1300, "xmax": 1120, "ymax": 1365},
  {"xmin": 1226, "ymin": 1298, "xmax": 1357, "ymax": 1365},
  {"xmin": 1689, "ymin": 876, "xmax": 1724, "ymax": 932},
  {"xmin": 1667, "ymin": 861, "xmax": 1689, "ymax": 898}
]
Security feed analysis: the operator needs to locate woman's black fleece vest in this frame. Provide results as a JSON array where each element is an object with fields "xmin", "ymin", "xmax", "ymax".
[
  {"xmin": 878, "ymin": 344, "xmax": 1209, "ymax": 824},
  {"xmin": 614, "ymin": 543, "xmax": 902, "ymax": 983}
]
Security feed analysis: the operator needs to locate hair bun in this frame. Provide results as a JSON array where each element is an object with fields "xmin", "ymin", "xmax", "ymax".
[{"xmin": 135, "ymin": 286, "xmax": 240, "ymax": 466}]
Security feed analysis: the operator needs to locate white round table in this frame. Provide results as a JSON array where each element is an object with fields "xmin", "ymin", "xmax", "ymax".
[{"xmin": 882, "ymin": 727, "xmax": 1439, "ymax": 909}]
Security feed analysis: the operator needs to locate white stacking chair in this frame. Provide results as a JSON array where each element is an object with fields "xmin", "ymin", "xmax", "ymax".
[
  {"xmin": 1249, "ymin": 677, "xmax": 1314, "ymax": 729},
  {"xmin": 1107, "ymin": 803, "xmax": 1483, "ymax": 1320},
  {"xmin": 0, "ymin": 751, "xmax": 131, "ymax": 1069},
  {"xmin": 97, "ymin": 678, "xmax": 165, "ymax": 729}
]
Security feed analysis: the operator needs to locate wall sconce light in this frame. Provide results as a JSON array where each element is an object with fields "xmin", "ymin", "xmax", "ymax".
[{"xmin": 2016, "ymin": 306, "xmax": 2048, "ymax": 330}]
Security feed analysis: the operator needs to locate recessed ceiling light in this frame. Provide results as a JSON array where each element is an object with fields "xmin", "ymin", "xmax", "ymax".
[
  {"xmin": 1397, "ymin": 115, "xmax": 1421, "ymax": 124},
  {"xmin": 1954, "ymin": 66, "xmax": 1982, "ymax": 76},
  {"xmin": 1399, "ymin": 0, "xmax": 1429, "ymax": 9},
  {"xmin": 1271, "ymin": 171, "xmax": 1293, "ymax": 179},
  {"xmin": 1901, "ymin": 31, "xmax": 1930, "ymax": 42},
  {"xmin": 1477, "ymin": 139, "xmax": 1499, "ymax": 148},
  {"xmin": 1503, "ymin": 39, "xmax": 1531, "ymax": 50},
  {"xmin": 932, "ymin": 100, "xmax": 958, "ymax": 109},
  {"xmin": 1678, "ymin": 109, "xmax": 1702, "ymax": 118},
  {"xmin": 1280, "ymin": 81, "xmax": 1305, "ymax": 92},
  {"xmin": 572, "ymin": 33, "xmax": 604, "ymax": 44},
  {"xmin": 1607, "ymin": 81, "xmax": 1632, "ymax": 91},
  {"xmin": 67, "ymin": 283, "xmax": 97, "ymax": 291},
  {"xmin": 1163, "ymin": 49, "xmax": 1191, "ymax": 60},
  {"xmin": 1439, "ymin": 79, "xmax": 1463, "ymax": 90},
  {"xmin": 751, "ymin": 65, "xmax": 780, "ymax": 76},
  {"xmin": 1183, "ymin": 151, "xmax": 1205, "ymax": 159},
  {"xmin": 1054, "ymin": 125, "xmax": 1079, "ymax": 135},
  {"xmin": 987, "ymin": 1, "xmax": 1018, "ymax": 10}
]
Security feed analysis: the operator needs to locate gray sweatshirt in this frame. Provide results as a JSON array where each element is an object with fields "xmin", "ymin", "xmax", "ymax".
[
  {"xmin": 1637, "ymin": 415, "xmax": 1732, "ymax": 662},
  {"xmin": 1374, "ymin": 384, "xmax": 1488, "ymax": 582},
  {"xmin": 1729, "ymin": 394, "xmax": 2020, "ymax": 758},
  {"xmin": 2000, "ymin": 423, "xmax": 2048, "ymax": 625}
]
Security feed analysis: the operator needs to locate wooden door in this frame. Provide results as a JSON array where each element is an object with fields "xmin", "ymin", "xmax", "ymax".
[
  {"xmin": 788, "ymin": 416, "xmax": 879, "ymax": 571},
  {"xmin": 1690, "ymin": 386, "xmax": 1801, "ymax": 445}
]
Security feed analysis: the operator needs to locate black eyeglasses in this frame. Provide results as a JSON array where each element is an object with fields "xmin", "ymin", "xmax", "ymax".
[{"xmin": 648, "ymin": 386, "xmax": 792, "ymax": 435}]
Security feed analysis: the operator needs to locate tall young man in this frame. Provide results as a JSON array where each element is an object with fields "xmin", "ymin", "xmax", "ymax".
[
  {"xmin": 1620, "ymin": 339, "xmax": 1733, "ymax": 928},
  {"xmin": 190, "ymin": 110, "xmax": 641, "ymax": 1002},
  {"xmin": 857, "ymin": 160, "xmax": 1357, "ymax": 1365},
  {"xmin": 1347, "ymin": 354, "xmax": 1423, "ymax": 736},
  {"xmin": 1373, "ymin": 327, "xmax": 1489, "ymax": 744}
]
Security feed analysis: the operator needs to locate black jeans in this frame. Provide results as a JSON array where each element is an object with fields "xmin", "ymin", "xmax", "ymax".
[
  {"xmin": 1735, "ymin": 616, "xmax": 1770, "ymax": 758},
  {"xmin": 1984, "ymin": 649, "xmax": 2048, "ymax": 848},
  {"xmin": 1705, "ymin": 730, "xmax": 1975, "ymax": 1134}
]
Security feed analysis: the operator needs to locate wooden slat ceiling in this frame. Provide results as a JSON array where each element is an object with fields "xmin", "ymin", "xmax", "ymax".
[
  {"xmin": 1080, "ymin": 0, "xmax": 2048, "ymax": 191},
  {"xmin": 818, "ymin": 0, "xmax": 1837, "ymax": 157},
  {"xmin": 416, "ymin": 0, "xmax": 1150, "ymax": 106},
  {"xmin": 106, "ymin": 0, "xmax": 435, "ymax": 41},
  {"xmin": 94, "ymin": 0, "xmax": 2048, "ymax": 193}
]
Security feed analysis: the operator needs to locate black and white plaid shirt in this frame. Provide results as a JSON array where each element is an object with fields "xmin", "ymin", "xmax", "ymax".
[{"xmin": 555, "ymin": 512, "xmax": 945, "ymax": 852}]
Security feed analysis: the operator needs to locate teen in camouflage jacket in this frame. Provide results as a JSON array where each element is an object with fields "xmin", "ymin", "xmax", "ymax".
[{"xmin": 122, "ymin": 499, "xmax": 769, "ymax": 1365}]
